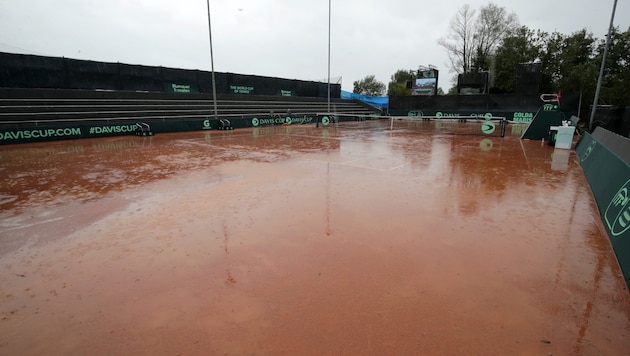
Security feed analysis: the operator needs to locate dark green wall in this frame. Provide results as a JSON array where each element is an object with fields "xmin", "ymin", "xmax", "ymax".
[
  {"xmin": 0, "ymin": 114, "xmax": 371, "ymax": 145},
  {"xmin": 576, "ymin": 128, "xmax": 630, "ymax": 289}
]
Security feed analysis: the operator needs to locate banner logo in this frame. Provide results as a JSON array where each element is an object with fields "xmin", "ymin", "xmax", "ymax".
[
  {"xmin": 481, "ymin": 121, "xmax": 496, "ymax": 135},
  {"xmin": 252, "ymin": 118, "xmax": 259, "ymax": 127},
  {"xmin": 580, "ymin": 139, "xmax": 597, "ymax": 162},
  {"xmin": 605, "ymin": 179, "xmax": 630, "ymax": 237},
  {"xmin": 479, "ymin": 138, "xmax": 493, "ymax": 151}
]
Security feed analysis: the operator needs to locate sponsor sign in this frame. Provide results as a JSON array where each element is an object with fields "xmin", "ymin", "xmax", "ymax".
[{"xmin": 605, "ymin": 179, "xmax": 630, "ymax": 237}]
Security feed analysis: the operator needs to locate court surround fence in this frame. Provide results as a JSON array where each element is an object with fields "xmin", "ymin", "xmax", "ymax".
[
  {"xmin": 0, "ymin": 52, "xmax": 341, "ymax": 99},
  {"xmin": 576, "ymin": 127, "xmax": 630, "ymax": 289}
]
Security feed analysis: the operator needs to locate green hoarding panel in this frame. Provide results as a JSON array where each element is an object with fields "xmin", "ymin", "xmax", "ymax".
[
  {"xmin": 0, "ymin": 115, "xmax": 322, "ymax": 144},
  {"xmin": 576, "ymin": 131, "xmax": 630, "ymax": 289}
]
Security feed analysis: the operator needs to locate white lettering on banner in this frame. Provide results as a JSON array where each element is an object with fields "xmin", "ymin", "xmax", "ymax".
[
  {"xmin": 252, "ymin": 116, "xmax": 314, "ymax": 126},
  {"xmin": 468, "ymin": 113, "xmax": 493, "ymax": 120},
  {"xmin": 513, "ymin": 112, "xmax": 534, "ymax": 122},
  {"xmin": 229, "ymin": 85, "xmax": 254, "ymax": 94},
  {"xmin": 88, "ymin": 125, "xmax": 136, "ymax": 134},
  {"xmin": 0, "ymin": 128, "xmax": 81, "ymax": 141},
  {"xmin": 436, "ymin": 112, "xmax": 460, "ymax": 118}
]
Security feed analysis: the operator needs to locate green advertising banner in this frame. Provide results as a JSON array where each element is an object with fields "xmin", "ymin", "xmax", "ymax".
[
  {"xmin": 402, "ymin": 110, "xmax": 536, "ymax": 123},
  {"xmin": 0, "ymin": 113, "xmax": 384, "ymax": 144},
  {"xmin": 278, "ymin": 90, "xmax": 295, "ymax": 97},
  {"xmin": 576, "ymin": 130, "xmax": 630, "ymax": 289},
  {"xmin": 0, "ymin": 115, "xmax": 326, "ymax": 144},
  {"xmin": 229, "ymin": 85, "xmax": 254, "ymax": 95},
  {"xmin": 164, "ymin": 83, "xmax": 199, "ymax": 93}
]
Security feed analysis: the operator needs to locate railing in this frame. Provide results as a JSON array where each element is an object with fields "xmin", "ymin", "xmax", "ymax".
[{"xmin": 0, "ymin": 91, "xmax": 378, "ymax": 124}]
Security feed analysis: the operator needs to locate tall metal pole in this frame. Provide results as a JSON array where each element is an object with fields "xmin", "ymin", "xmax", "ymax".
[
  {"xmin": 206, "ymin": 0, "xmax": 219, "ymax": 120},
  {"xmin": 589, "ymin": 0, "xmax": 617, "ymax": 131},
  {"xmin": 327, "ymin": 0, "xmax": 331, "ymax": 113}
]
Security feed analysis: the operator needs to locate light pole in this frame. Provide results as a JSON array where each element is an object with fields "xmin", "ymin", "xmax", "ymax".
[
  {"xmin": 589, "ymin": 0, "xmax": 618, "ymax": 130},
  {"xmin": 206, "ymin": 0, "xmax": 219, "ymax": 121},
  {"xmin": 327, "ymin": 0, "xmax": 331, "ymax": 114}
]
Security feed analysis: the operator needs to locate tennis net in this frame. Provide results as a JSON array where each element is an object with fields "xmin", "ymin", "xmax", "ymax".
[{"xmin": 388, "ymin": 116, "xmax": 508, "ymax": 137}]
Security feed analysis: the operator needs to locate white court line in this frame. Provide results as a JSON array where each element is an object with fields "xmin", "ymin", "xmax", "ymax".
[
  {"xmin": 0, "ymin": 217, "xmax": 64, "ymax": 234},
  {"xmin": 299, "ymin": 156, "xmax": 410, "ymax": 172},
  {"xmin": 387, "ymin": 163, "xmax": 410, "ymax": 171}
]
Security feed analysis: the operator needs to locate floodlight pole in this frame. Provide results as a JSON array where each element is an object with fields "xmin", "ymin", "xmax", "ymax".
[
  {"xmin": 327, "ymin": 0, "xmax": 331, "ymax": 113},
  {"xmin": 206, "ymin": 0, "xmax": 219, "ymax": 121},
  {"xmin": 589, "ymin": 0, "xmax": 617, "ymax": 131}
]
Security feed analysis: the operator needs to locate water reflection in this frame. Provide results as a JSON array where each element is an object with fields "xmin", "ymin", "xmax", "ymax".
[
  {"xmin": 0, "ymin": 127, "xmax": 343, "ymax": 213},
  {"xmin": 1, "ymin": 120, "xmax": 629, "ymax": 355}
]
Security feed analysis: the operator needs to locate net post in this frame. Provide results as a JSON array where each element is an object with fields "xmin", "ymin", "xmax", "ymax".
[
  {"xmin": 316, "ymin": 114, "xmax": 319, "ymax": 128},
  {"xmin": 390, "ymin": 116, "xmax": 394, "ymax": 130},
  {"xmin": 500, "ymin": 118, "xmax": 506, "ymax": 137}
]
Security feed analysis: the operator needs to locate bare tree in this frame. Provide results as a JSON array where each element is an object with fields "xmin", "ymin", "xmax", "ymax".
[
  {"xmin": 439, "ymin": 3, "xmax": 519, "ymax": 74},
  {"xmin": 438, "ymin": 4, "xmax": 477, "ymax": 74},
  {"xmin": 473, "ymin": 3, "xmax": 519, "ymax": 71}
]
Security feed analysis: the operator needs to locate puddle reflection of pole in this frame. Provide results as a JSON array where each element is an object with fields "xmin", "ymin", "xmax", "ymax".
[
  {"xmin": 222, "ymin": 220, "xmax": 236, "ymax": 285},
  {"xmin": 326, "ymin": 162, "xmax": 332, "ymax": 237},
  {"xmin": 550, "ymin": 173, "xmax": 604, "ymax": 351},
  {"xmin": 518, "ymin": 139, "xmax": 531, "ymax": 170}
]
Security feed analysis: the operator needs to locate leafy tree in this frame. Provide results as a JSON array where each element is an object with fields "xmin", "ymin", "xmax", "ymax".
[
  {"xmin": 557, "ymin": 30, "xmax": 598, "ymax": 103},
  {"xmin": 594, "ymin": 27, "xmax": 630, "ymax": 105},
  {"xmin": 494, "ymin": 26, "xmax": 543, "ymax": 92},
  {"xmin": 387, "ymin": 69, "xmax": 415, "ymax": 96},
  {"xmin": 537, "ymin": 31, "xmax": 564, "ymax": 92},
  {"xmin": 446, "ymin": 75, "xmax": 459, "ymax": 94},
  {"xmin": 353, "ymin": 75, "xmax": 386, "ymax": 96}
]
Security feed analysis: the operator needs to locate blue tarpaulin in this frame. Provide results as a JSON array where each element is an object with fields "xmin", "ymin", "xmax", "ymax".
[{"xmin": 341, "ymin": 90, "xmax": 388, "ymax": 110}]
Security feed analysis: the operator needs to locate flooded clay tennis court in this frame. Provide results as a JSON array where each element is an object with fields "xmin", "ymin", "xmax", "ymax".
[{"xmin": 1, "ymin": 120, "xmax": 629, "ymax": 355}]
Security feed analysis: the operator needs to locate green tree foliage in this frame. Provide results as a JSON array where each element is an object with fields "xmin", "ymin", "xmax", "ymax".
[
  {"xmin": 594, "ymin": 27, "xmax": 630, "ymax": 105},
  {"xmin": 353, "ymin": 75, "xmax": 386, "ymax": 96},
  {"xmin": 387, "ymin": 69, "xmax": 414, "ymax": 96},
  {"xmin": 491, "ymin": 26, "xmax": 629, "ymax": 108},
  {"xmin": 493, "ymin": 26, "xmax": 543, "ymax": 93},
  {"xmin": 538, "ymin": 30, "xmax": 598, "ymax": 94},
  {"xmin": 435, "ymin": 6, "xmax": 630, "ymax": 106}
]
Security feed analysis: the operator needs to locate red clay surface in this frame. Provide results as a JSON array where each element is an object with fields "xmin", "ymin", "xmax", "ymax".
[{"xmin": 1, "ymin": 120, "xmax": 629, "ymax": 355}]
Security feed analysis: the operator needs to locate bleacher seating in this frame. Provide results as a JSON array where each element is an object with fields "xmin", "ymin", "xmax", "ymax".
[{"xmin": 0, "ymin": 88, "xmax": 380, "ymax": 125}]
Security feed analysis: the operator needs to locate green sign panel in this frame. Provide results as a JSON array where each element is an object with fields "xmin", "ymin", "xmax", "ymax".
[
  {"xmin": 164, "ymin": 83, "xmax": 198, "ymax": 93},
  {"xmin": 279, "ymin": 90, "xmax": 295, "ymax": 97}
]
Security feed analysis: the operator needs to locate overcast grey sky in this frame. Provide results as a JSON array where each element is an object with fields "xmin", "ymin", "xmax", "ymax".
[{"xmin": 0, "ymin": 0, "xmax": 628, "ymax": 93}]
